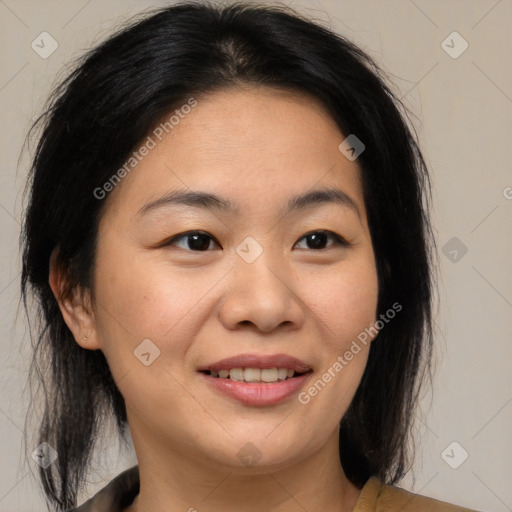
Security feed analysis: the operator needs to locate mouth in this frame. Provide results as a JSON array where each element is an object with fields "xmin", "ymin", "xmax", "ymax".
[
  {"xmin": 200, "ymin": 367, "xmax": 311, "ymax": 383},
  {"xmin": 197, "ymin": 353, "xmax": 313, "ymax": 406},
  {"xmin": 197, "ymin": 353, "xmax": 312, "ymax": 381}
]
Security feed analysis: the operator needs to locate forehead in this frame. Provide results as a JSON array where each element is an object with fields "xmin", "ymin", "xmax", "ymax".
[{"xmin": 101, "ymin": 86, "xmax": 366, "ymax": 222}]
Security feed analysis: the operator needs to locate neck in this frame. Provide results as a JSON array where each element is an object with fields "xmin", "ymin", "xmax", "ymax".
[{"xmin": 124, "ymin": 425, "xmax": 362, "ymax": 512}]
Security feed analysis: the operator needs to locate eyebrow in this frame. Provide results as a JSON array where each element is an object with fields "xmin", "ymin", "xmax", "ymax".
[{"xmin": 137, "ymin": 186, "xmax": 361, "ymax": 220}]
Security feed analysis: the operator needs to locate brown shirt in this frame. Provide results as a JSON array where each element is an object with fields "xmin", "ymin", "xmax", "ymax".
[{"xmin": 71, "ymin": 466, "xmax": 480, "ymax": 511}]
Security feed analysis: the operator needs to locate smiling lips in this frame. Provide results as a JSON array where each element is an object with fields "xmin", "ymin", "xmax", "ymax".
[{"xmin": 198, "ymin": 353, "xmax": 313, "ymax": 405}]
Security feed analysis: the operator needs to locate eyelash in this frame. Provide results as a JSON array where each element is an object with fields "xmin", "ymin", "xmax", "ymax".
[{"xmin": 162, "ymin": 230, "xmax": 350, "ymax": 252}]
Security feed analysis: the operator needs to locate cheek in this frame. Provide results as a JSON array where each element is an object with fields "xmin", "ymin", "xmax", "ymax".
[
  {"xmin": 295, "ymin": 260, "xmax": 378, "ymax": 428},
  {"xmin": 91, "ymin": 241, "xmax": 216, "ymax": 364},
  {"xmin": 304, "ymin": 258, "xmax": 379, "ymax": 349},
  {"xmin": 290, "ymin": 268, "xmax": 378, "ymax": 453}
]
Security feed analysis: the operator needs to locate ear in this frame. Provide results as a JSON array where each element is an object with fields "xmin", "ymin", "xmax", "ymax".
[{"xmin": 49, "ymin": 248, "xmax": 101, "ymax": 350}]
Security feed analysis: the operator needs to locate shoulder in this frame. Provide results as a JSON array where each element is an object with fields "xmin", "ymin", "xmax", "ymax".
[
  {"xmin": 69, "ymin": 465, "xmax": 139, "ymax": 512},
  {"xmin": 355, "ymin": 476, "xmax": 481, "ymax": 512}
]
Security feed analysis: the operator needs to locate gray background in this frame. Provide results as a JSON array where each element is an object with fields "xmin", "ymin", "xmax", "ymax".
[{"xmin": 1, "ymin": 0, "xmax": 511, "ymax": 510}]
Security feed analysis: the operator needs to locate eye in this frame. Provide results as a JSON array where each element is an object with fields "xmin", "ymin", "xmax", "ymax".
[
  {"xmin": 294, "ymin": 230, "xmax": 349, "ymax": 250},
  {"xmin": 164, "ymin": 231, "xmax": 220, "ymax": 251},
  {"xmin": 162, "ymin": 229, "xmax": 349, "ymax": 252}
]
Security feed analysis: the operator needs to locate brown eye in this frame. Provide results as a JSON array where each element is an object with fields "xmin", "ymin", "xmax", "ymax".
[
  {"xmin": 294, "ymin": 230, "xmax": 349, "ymax": 250},
  {"xmin": 165, "ymin": 231, "xmax": 220, "ymax": 251}
]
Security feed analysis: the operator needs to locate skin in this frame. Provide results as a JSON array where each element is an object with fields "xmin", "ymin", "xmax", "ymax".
[{"xmin": 50, "ymin": 85, "xmax": 379, "ymax": 512}]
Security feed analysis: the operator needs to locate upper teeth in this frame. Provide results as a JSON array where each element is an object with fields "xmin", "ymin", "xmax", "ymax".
[{"xmin": 209, "ymin": 368, "xmax": 295, "ymax": 382}]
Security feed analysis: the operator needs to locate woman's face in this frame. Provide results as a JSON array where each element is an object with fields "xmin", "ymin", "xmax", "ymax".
[{"xmin": 79, "ymin": 86, "xmax": 379, "ymax": 471}]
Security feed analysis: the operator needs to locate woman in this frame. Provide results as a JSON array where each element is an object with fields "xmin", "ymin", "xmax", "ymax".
[{"xmin": 21, "ymin": 2, "xmax": 479, "ymax": 511}]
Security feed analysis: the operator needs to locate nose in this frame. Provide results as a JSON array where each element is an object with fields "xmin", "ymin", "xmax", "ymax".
[{"xmin": 218, "ymin": 253, "xmax": 305, "ymax": 334}]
